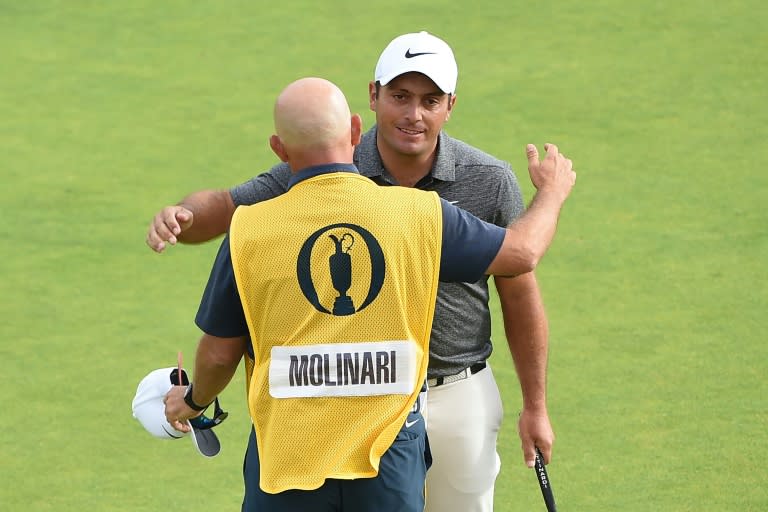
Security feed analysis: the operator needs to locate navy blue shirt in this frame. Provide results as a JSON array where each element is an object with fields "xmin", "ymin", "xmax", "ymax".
[{"xmin": 196, "ymin": 164, "xmax": 505, "ymax": 346}]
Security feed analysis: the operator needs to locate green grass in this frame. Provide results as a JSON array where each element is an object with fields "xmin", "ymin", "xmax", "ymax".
[{"xmin": 2, "ymin": 1, "xmax": 766, "ymax": 510}]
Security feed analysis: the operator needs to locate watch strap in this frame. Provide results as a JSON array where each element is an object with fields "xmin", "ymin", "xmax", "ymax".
[{"xmin": 184, "ymin": 383, "xmax": 211, "ymax": 412}]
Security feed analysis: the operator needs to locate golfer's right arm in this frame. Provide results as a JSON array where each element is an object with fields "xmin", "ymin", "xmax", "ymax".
[
  {"xmin": 146, "ymin": 165, "xmax": 292, "ymax": 253},
  {"xmin": 146, "ymin": 189, "xmax": 235, "ymax": 252}
]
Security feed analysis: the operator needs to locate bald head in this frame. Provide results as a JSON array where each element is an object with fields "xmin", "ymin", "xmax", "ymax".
[
  {"xmin": 273, "ymin": 78, "xmax": 353, "ymax": 151},
  {"xmin": 270, "ymin": 78, "xmax": 362, "ymax": 171}
]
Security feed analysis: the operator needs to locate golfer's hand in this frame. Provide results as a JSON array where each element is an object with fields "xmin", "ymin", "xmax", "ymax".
[
  {"xmin": 526, "ymin": 143, "xmax": 576, "ymax": 203},
  {"xmin": 518, "ymin": 406, "xmax": 554, "ymax": 468},
  {"xmin": 146, "ymin": 206, "xmax": 194, "ymax": 253},
  {"xmin": 163, "ymin": 385, "xmax": 199, "ymax": 433}
]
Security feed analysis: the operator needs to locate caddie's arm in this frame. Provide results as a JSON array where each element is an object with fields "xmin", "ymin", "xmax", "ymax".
[
  {"xmin": 164, "ymin": 334, "xmax": 246, "ymax": 432},
  {"xmin": 485, "ymin": 143, "xmax": 575, "ymax": 277}
]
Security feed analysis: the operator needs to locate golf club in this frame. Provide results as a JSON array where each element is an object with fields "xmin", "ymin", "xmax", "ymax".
[{"xmin": 534, "ymin": 447, "xmax": 557, "ymax": 512}]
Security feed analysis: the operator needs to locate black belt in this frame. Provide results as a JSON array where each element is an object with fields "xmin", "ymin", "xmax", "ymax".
[{"xmin": 427, "ymin": 362, "xmax": 486, "ymax": 388}]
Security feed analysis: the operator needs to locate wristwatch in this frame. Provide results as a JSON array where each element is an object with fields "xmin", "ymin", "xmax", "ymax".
[{"xmin": 183, "ymin": 383, "xmax": 211, "ymax": 412}]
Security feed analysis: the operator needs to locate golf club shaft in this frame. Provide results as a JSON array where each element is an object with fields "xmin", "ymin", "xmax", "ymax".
[{"xmin": 535, "ymin": 447, "xmax": 557, "ymax": 512}]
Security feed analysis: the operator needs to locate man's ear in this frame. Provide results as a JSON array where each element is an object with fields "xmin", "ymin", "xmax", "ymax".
[
  {"xmin": 445, "ymin": 94, "xmax": 457, "ymax": 120},
  {"xmin": 269, "ymin": 135, "xmax": 289, "ymax": 162},
  {"xmin": 351, "ymin": 114, "xmax": 363, "ymax": 146},
  {"xmin": 368, "ymin": 81, "xmax": 377, "ymax": 112}
]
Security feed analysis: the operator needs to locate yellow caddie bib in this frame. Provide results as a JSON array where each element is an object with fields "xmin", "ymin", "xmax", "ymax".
[{"xmin": 229, "ymin": 170, "xmax": 442, "ymax": 493}]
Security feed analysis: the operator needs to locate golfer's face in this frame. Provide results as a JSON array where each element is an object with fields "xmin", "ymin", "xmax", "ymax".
[{"xmin": 372, "ymin": 72, "xmax": 453, "ymax": 158}]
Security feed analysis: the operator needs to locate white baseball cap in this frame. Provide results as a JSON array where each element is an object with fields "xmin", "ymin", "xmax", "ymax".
[
  {"xmin": 132, "ymin": 367, "xmax": 221, "ymax": 457},
  {"xmin": 374, "ymin": 31, "xmax": 458, "ymax": 94}
]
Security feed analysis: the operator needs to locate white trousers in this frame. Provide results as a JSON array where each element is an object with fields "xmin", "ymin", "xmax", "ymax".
[{"xmin": 424, "ymin": 364, "xmax": 503, "ymax": 512}]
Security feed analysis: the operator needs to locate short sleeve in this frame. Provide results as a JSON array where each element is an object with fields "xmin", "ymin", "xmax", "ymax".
[
  {"xmin": 439, "ymin": 199, "xmax": 506, "ymax": 282},
  {"xmin": 229, "ymin": 164, "xmax": 292, "ymax": 207},
  {"xmin": 195, "ymin": 235, "xmax": 249, "ymax": 337}
]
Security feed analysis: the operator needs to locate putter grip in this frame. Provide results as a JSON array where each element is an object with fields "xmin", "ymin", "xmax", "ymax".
[{"xmin": 535, "ymin": 448, "xmax": 557, "ymax": 512}]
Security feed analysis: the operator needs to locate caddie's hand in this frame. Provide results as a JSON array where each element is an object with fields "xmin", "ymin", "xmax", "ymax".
[
  {"xmin": 526, "ymin": 143, "xmax": 576, "ymax": 202},
  {"xmin": 146, "ymin": 206, "xmax": 194, "ymax": 253},
  {"xmin": 163, "ymin": 385, "xmax": 200, "ymax": 433},
  {"xmin": 518, "ymin": 406, "xmax": 555, "ymax": 468}
]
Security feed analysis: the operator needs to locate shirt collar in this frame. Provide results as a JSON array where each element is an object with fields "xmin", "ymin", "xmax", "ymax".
[
  {"xmin": 431, "ymin": 131, "xmax": 457, "ymax": 182},
  {"xmin": 287, "ymin": 163, "xmax": 359, "ymax": 189},
  {"xmin": 354, "ymin": 126, "xmax": 457, "ymax": 184}
]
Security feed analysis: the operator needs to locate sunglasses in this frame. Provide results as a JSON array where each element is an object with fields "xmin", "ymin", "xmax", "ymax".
[{"xmin": 169, "ymin": 368, "xmax": 228, "ymax": 431}]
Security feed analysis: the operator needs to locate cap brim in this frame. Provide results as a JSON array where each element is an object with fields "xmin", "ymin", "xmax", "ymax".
[
  {"xmin": 377, "ymin": 66, "xmax": 454, "ymax": 94},
  {"xmin": 189, "ymin": 423, "xmax": 221, "ymax": 457}
]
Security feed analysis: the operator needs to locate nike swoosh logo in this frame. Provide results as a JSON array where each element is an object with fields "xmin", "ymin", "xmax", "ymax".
[
  {"xmin": 162, "ymin": 425, "xmax": 184, "ymax": 439},
  {"xmin": 405, "ymin": 418, "xmax": 420, "ymax": 428},
  {"xmin": 448, "ymin": 200, "xmax": 459, "ymax": 205},
  {"xmin": 405, "ymin": 49, "xmax": 436, "ymax": 58}
]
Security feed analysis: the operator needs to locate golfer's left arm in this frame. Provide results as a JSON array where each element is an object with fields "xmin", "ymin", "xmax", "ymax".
[{"xmin": 495, "ymin": 273, "xmax": 554, "ymax": 467}]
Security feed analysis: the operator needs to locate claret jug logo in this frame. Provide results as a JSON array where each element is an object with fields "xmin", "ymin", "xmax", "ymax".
[{"xmin": 297, "ymin": 223, "xmax": 385, "ymax": 316}]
